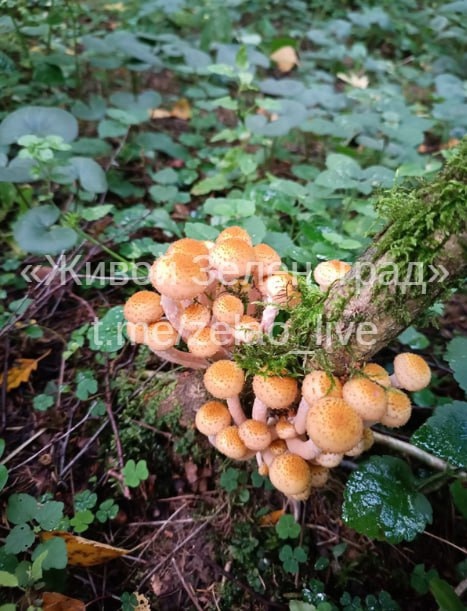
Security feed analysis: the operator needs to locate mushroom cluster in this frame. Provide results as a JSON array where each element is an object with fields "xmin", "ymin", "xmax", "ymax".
[{"xmin": 122, "ymin": 227, "xmax": 432, "ymax": 501}]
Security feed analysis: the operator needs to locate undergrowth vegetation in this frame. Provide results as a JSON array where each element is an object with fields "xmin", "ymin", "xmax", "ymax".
[{"xmin": 0, "ymin": 0, "xmax": 466, "ymax": 609}]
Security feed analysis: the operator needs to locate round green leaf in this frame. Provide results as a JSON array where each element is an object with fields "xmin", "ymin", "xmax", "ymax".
[
  {"xmin": 342, "ymin": 455, "xmax": 432, "ymax": 543},
  {"xmin": 0, "ymin": 106, "xmax": 78, "ymax": 145},
  {"xmin": 4, "ymin": 524, "xmax": 35, "ymax": 554},
  {"xmin": 69, "ymin": 156, "xmax": 107, "ymax": 193},
  {"xmin": 13, "ymin": 204, "xmax": 78, "ymax": 255}
]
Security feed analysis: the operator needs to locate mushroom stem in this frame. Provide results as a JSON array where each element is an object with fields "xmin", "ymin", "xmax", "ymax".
[
  {"xmin": 260, "ymin": 303, "xmax": 278, "ymax": 333},
  {"xmin": 227, "ymin": 396, "xmax": 247, "ymax": 425},
  {"xmin": 389, "ymin": 373, "xmax": 401, "ymax": 388},
  {"xmin": 286, "ymin": 437, "xmax": 321, "ymax": 460},
  {"xmin": 252, "ymin": 397, "xmax": 268, "ymax": 422},
  {"xmin": 151, "ymin": 348, "xmax": 208, "ymax": 369},
  {"xmin": 261, "ymin": 448, "xmax": 275, "ymax": 466},
  {"xmin": 289, "ymin": 499, "xmax": 302, "ymax": 523},
  {"xmin": 160, "ymin": 295, "xmax": 191, "ymax": 339},
  {"xmin": 294, "ymin": 397, "xmax": 311, "ymax": 435}
]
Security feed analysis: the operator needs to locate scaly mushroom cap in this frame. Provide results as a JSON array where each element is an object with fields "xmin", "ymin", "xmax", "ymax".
[
  {"xmin": 123, "ymin": 290, "xmax": 163, "ymax": 324},
  {"xmin": 381, "ymin": 388, "xmax": 412, "ymax": 428},
  {"xmin": 306, "ymin": 397, "xmax": 364, "ymax": 453},
  {"xmin": 167, "ymin": 238, "xmax": 209, "ymax": 260},
  {"xmin": 238, "ymin": 419, "xmax": 272, "ymax": 451},
  {"xmin": 180, "ymin": 303, "xmax": 211, "ymax": 334},
  {"xmin": 204, "ymin": 360, "xmax": 245, "ymax": 399},
  {"xmin": 259, "ymin": 272, "xmax": 300, "ymax": 306},
  {"xmin": 269, "ymin": 452, "xmax": 312, "ymax": 496},
  {"xmin": 150, "ymin": 254, "xmax": 208, "ymax": 300},
  {"xmin": 342, "ymin": 377, "xmax": 387, "ymax": 422},
  {"xmin": 216, "ymin": 426, "xmax": 248, "ymax": 459},
  {"xmin": 146, "ymin": 321, "xmax": 178, "ymax": 351},
  {"xmin": 209, "ymin": 238, "xmax": 256, "ymax": 280},
  {"xmin": 393, "ymin": 353, "xmax": 431, "ymax": 391},
  {"xmin": 302, "ymin": 370, "xmax": 342, "ymax": 405},
  {"xmin": 315, "ymin": 452, "xmax": 343, "ymax": 468},
  {"xmin": 252, "ymin": 374, "xmax": 298, "ymax": 410},
  {"xmin": 187, "ymin": 327, "xmax": 221, "ymax": 358},
  {"xmin": 212, "ymin": 294, "xmax": 244, "ymax": 325},
  {"xmin": 313, "ymin": 259, "xmax": 351, "ymax": 289},
  {"xmin": 195, "ymin": 401, "xmax": 232, "ymax": 436},
  {"xmin": 126, "ymin": 322, "xmax": 148, "ymax": 344},
  {"xmin": 216, "ymin": 226, "xmax": 252, "ymax": 246},
  {"xmin": 309, "ymin": 465, "xmax": 330, "ymax": 488},
  {"xmin": 269, "ymin": 439, "xmax": 288, "ymax": 456},
  {"xmin": 362, "ymin": 363, "xmax": 391, "ymax": 388},
  {"xmin": 233, "ymin": 315, "xmax": 262, "ymax": 344},
  {"xmin": 253, "ymin": 243, "xmax": 281, "ymax": 280},
  {"xmin": 275, "ymin": 418, "xmax": 297, "ymax": 440}
]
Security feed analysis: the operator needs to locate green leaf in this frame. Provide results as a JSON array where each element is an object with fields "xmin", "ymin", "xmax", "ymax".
[
  {"xmin": 398, "ymin": 326, "xmax": 430, "ymax": 350},
  {"xmin": 110, "ymin": 90, "xmax": 161, "ymax": 111},
  {"xmin": 152, "ymin": 167, "xmax": 178, "ymax": 184},
  {"xmin": 191, "ymin": 174, "xmax": 229, "ymax": 196},
  {"xmin": 71, "ymin": 509, "xmax": 95, "ymax": 533},
  {"xmin": 4, "ymin": 524, "xmax": 35, "ymax": 554},
  {"xmin": 0, "ymin": 439, "xmax": 5, "ymax": 459},
  {"xmin": 450, "ymin": 480, "xmax": 467, "ymax": 519},
  {"xmin": 0, "ymin": 571, "xmax": 18, "ymax": 587},
  {"xmin": 98, "ymin": 119, "xmax": 128, "ymax": 138},
  {"xmin": 80, "ymin": 204, "xmax": 114, "ymax": 221},
  {"xmin": 411, "ymin": 401, "xmax": 467, "ymax": 469},
  {"xmin": 204, "ymin": 198, "xmax": 255, "ymax": 219},
  {"xmin": 36, "ymin": 500, "xmax": 64, "ymax": 530},
  {"xmin": 342, "ymin": 456, "xmax": 432, "ymax": 543},
  {"xmin": 0, "ymin": 106, "xmax": 78, "ymax": 145},
  {"xmin": 429, "ymin": 577, "xmax": 465, "ymax": 611},
  {"xmin": 184, "ymin": 223, "xmax": 219, "ymax": 241},
  {"xmin": 276, "ymin": 515, "xmax": 301, "ymax": 539},
  {"xmin": 289, "ymin": 602, "xmax": 317, "ymax": 611},
  {"xmin": 75, "ymin": 370, "xmax": 98, "ymax": 400},
  {"xmin": 74, "ymin": 489, "xmax": 98, "ymax": 511},
  {"xmin": 96, "ymin": 499, "xmax": 119, "ymax": 523},
  {"xmin": 32, "ymin": 537, "xmax": 67, "ymax": 570},
  {"xmin": 69, "ymin": 157, "xmax": 107, "ymax": 193},
  {"xmin": 411, "ymin": 564, "xmax": 439, "ymax": 595},
  {"xmin": 72, "ymin": 95, "xmax": 107, "ymax": 121},
  {"xmin": 0, "ymin": 465, "xmax": 7, "ymax": 492},
  {"xmin": 87, "ymin": 306, "xmax": 125, "ymax": 353},
  {"xmin": 123, "ymin": 459, "xmax": 149, "ymax": 488},
  {"xmin": 220, "ymin": 467, "xmax": 241, "ymax": 493},
  {"xmin": 445, "ymin": 337, "xmax": 467, "ymax": 392},
  {"xmin": 7, "ymin": 493, "xmax": 37, "ymax": 524},
  {"xmin": 13, "ymin": 205, "xmax": 77, "ymax": 255},
  {"xmin": 149, "ymin": 184, "xmax": 179, "ymax": 204},
  {"xmin": 33, "ymin": 394, "xmax": 54, "ymax": 411}
]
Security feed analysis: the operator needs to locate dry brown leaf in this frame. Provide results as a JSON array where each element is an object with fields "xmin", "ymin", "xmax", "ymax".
[
  {"xmin": 270, "ymin": 46, "xmax": 299, "ymax": 72},
  {"xmin": 1, "ymin": 350, "xmax": 51, "ymax": 391},
  {"xmin": 42, "ymin": 592, "xmax": 85, "ymax": 611},
  {"xmin": 171, "ymin": 98, "xmax": 191, "ymax": 120},
  {"xmin": 259, "ymin": 508, "xmax": 285, "ymax": 526},
  {"xmin": 41, "ymin": 531, "xmax": 129, "ymax": 566},
  {"xmin": 337, "ymin": 72, "xmax": 369, "ymax": 89}
]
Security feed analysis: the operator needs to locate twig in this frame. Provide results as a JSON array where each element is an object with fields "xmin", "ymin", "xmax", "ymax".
[
  {"xmin": 172, "ymin": 558, "xmax": 204, "ymax": 611},
  {"xmin": 423, "ymin": 530, "xmax": 467, "ymax": 555},
  {"xmin": 2, "ymin": 428, "xmax": 47, "ymax": 465},
  {"xmin": 60, "ymin": 417, "xmax": 109, "ymax": 477},
  {"xmin": 373, "ymin": 431, "xmax": 465, "ymax": 475},
  {"xmin": 129, "ymin": 503, "xmax": 188, "ymax": 554}
]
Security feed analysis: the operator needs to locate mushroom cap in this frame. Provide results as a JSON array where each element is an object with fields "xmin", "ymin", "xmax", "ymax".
[
  {"xmin": 204, "ymin": 360, "xmax": 245, "ymax": 399},
  {"xmin": 233, "ymin": 315, "xmax": 262, "ymax": 344},
  {"xmin": 269, "ymin": 452, "xmax": 312, "ymax": 496},
  {"xmin": 259, "ymin": 272, "xmax": 300, "ymax": 306},
  {"xmin": 212, "ymin": 294, "xmax": 244, "ymax": 325},
  {"xmin": 180, "ymin": 303, "xmax": 211, "ymax": 334},
  {"xmin": 252, "ymin": 243, "xmax": 281, "ymax": 280},
  {"xmin": 362, "ymin": 428, "xmax": 375, "ymax": 451},
  {"xmin": 362, "ymin": 363, "xmax": 391, "ymax": 388},
  {"xmin": 275, "ymin": 418, "xmax": 297, "ymax": 440},
  {"xmin": 381, "ymin": 388, "xmax": 412, "ymax": 428},
  {"xmin": 195, "ymin": 401, "xmax": 232, "ymax": 436},
  {"xmin": 167, "ymin": 238, "xmax": 209, "ymax": 260},
  {"xmin": 216, "ymin": 226, "xmax": 252, "ymax": 246},
  {"xmin": 209, "ymin": 238, "xmax": 256, "ymax": 280},
  {"xmin": 313, "ymin": 259, "xmax": 351, "ymax": 289},
  {"xmin": 187, "ymin": 327, "xmax": 222, "ymax": 358},
  {"xmin": 146, "ymin": 321, "xmax": 178, "ymax": 351},
  {"xmin": 150, "ymin": 254, "xmax": 208, "ymax": 300},
  {"xmin": 342, "ymin": 377, "xmax": 387, "ymax": 421},
  {"xmin": 258, "ymin": 463, "xmax": 269, "ymax": 477},
  {"xmin": 215, "ymin": 425, "xmax": 248, "ymax": 459},
  {"xmin": 309, "ymin": 465, "xmax": 330, "ymax": 488},
  {"xmin": 345, "ymin": 438, "xmax": 365, "ymax": 457},
  {"xmin": 306, "ymin": 397, "xmax": 364, "ymax": 453},
  {"xmin": 302, "ymin": 370, "xmax": 342, "ymax": 405},
  {"xmin": 269, "ymin": 439, "xmax": 288, "ymax": 456},
  {"xmin": 126, "ymin": 322, "xmax": 148, "ymax": 344},
  {"xmin": 252, "ymin": 374, "xmax": 298, "ymax": 410},
  {"xmin": 238, "ymin": 419, "xmax": 272, "ymax": 451},
  {"xmin": 393, "ymin": 352, "xmax": 431, "ymax": 391},
  {"xmin": 315, "ymin": 452, "xmax": 343, "ymax": 468},
  {"xmin": 123, "ymin": 290, "xmax": 163, "ymax": 324}
]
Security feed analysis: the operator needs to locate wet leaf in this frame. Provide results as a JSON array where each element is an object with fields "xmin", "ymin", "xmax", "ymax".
[
  {"xmin": 42, "ymin": 592, "xmax": 85, "ymax": 610},
  {"xmin": 41, "ymin": 531, "xmax": 129, "ymax": 566}
]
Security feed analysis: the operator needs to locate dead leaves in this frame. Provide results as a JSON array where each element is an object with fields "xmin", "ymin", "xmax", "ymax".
[
  {"xmin": 151, "ymin": 98, "xmax": 191, "ymax": 120},
  {"xmin": 41, "ymin": 531, "xmax": 129, "ymax": 566},
  {"xmin": 0, "ymin": 350, "xmax": 51, "ymax": 391},
  {"xmin": 337, "ymin": 72, "xmax": 369, "ymax": 89},
  {"xmin": 259, "ymin": 509, "xmax": 285, "ymax": 526},
  {"xmin": 42, "ymin": 592, "xmax": 85, "ymax": 611},
  {"xmin": 270, "ymin": 46, "xmax": 299, "ymax": 72}
]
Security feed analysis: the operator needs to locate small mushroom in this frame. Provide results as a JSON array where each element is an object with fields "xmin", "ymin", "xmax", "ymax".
[
  {"xmin": 252, "ymin": 243, "xmax": 281, "ymax": 281},
  {"xmin": 209, "ymin": 238, "xmax": 256, "ymax": 282},
  {"xmin": 390, "ymin": 352, "xmax": 431, "ymax": 391},
  {"xmin": 167, "ymin": 237, "xmax": 209, "ymax": 259},
  {"xmin": 180, "ymin": 303, "xmax": 211, "ymax": 334},
  {"xmin": 342, "ymin": 377, "xmax": 387, "ymax": 423},
  {"xmin": 308, "ymin": 465, "xmax": 330, "ymax": 488},
  {"xmin": 238, "ymin": 419, "xmax": 272, "ymax": 451},
  {"xmin": 123, "ymin": 290, "xmax": 163, "ymax": 324},
  {"xmin": 314, "ymin": 452, "xmax": 343, "ymax": 468},
  {"xmin": 381, "ymin": 388, "xmax": 412, "ymax": 428},
  {"xmin": 204, "ymin": 360, "xmax": 246, "ymax": 424},
  {"xmin": 215, "ymin": 426, "xmax": 249, "ymax": 459},
  {"xmin": 212, "ymin": 294, "xmax": 244, "ymax": 325},
  {"xmin": 252, "ymin": 373, "xmax": 298, "ymax": 412},
  {"xmin": 275, "ymin": 418, "xmax": 297, "ymax": 440},
  {"xmin": 313, "ymin": 259, "xmax": 351, "ymax": 291},
  {"xmin": 146, "ymin": 321, "xmax": 178, "ymax": 351},
  {"xmin": 362, "ymin": 363, "xmax": 391, "ymax": 388},
  {"xmin": 187, "ymin": 327, "xmax": 222, "ymax": 358},
  {"xmin": 195, "ymin": 401, "xmax": 232, "ymax": 436},
  {"xmin": 295, "ymin": 371, "xmax": 342, "ymax": 434},
  {"xmin": 216, "ymin": 225, "xmax": 253, "ymax": 245},
  {"xmin": 269, "ymin": 452, "xmax": 312, "ymax": 497},
  {"xmin": 306, "ymin": 397, "xmax": 364, "ymax": 454},
  {"xmin": 150, "ymin": 253, "xmax": 208, "ymax": 301},
  {"xmin": 233, "ymin": 315, "xmax": 262, "ymax": 345}
]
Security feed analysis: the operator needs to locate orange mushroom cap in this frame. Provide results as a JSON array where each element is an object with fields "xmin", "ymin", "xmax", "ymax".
[
  {"xmin": 167, "ymin": 238, "xmax": 209, "ymax": 260},
  {"xmin": 146, "ymin": 321, "xmax": 178, "ymax": 351},
  {"xmin": 212, "ymin": 294, "xmax": 244, "ymax": 325},
  {"xmin": 123, "ymin": 290, "xmax": 163, "ymax": 324},
  {"xmin": 180, "ymin": 303, "xmax": 211, "ymax": 334},
  {"xmin": 209, "ymin": 238, "xmax": 256, "ymax": 281},
  {"xmin": 252, "ymin": 374, "xmax": 298, "ymax": 410},
  {"xmin": 302, "ymin": 370, "xmax": 342, "ymax": 405},
  {"xmin": 313, "ymin": 260, "xmax": 351, "ymax": 289},
  {"xmin": 342, "ymin": 377, "xmax": 387, "ymax": 422},
  {"xmin": 195, "ymin": 401, "xmax": 232, "ymax": 436},
  {"xmin": 238, "ymin": 419, "xmax": 272, "ymax": 451},
  {"xmin": 150, "ymin": 254, "xmax": 208, "ymax": 300},
  {"xmin": 306, "ymin": 397, "xmax": 363, "ymax": 453},
  {"xmin": 216, "ymin": 226, "xmax": 252, "ymax": 246},
  {"xmin": 215, "ymin": 425, "xmax": 248, "ymax": 459},
  {"xmin": 393, "ymin": 352, "xmax": 431, "ymax": 391},
  {"xmin": 269, "ymin": 452, "xmax": 312, "ymax": 496},
  {"xmin": 187, "ymin": 327, "xmax": 222, "ymax": 358},
  {"xmin": 381, "ymin": 388, "xmax": 412, "ymax": 428},
  {"xmin": 362, "ymin": 363, "xmax": 391, "ymax": 388},
  {"xmin": 204, "ymin": 360, "xmax": 245, "ymax": 399},
  {"xmin": 252, "ymin": 243, "xmax": 281, "ymax": 280}
]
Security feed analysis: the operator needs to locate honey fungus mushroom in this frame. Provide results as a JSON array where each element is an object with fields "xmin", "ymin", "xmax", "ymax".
[
  {"xmin": 268, "ymin": 452, "xmax": 312, "ymax": 499},
  {"xmin": 313, "ymin": 259, "xmax": 351, "ymax": 291},
  {"xmin": 342, "ymin": 377, "xmax": 387, "ymax": 423},
  {"xmin": 195, "ymin": 401, "xmax": 232, "ymax": 436},
  {"xmin": 150, "ymin": 253, "xmax": 208, "ymax": 300},
  {"xmin": 306, "ymin": 397, "xmax": 364, "ymax": 453},
  {"xmin": 391, "ymin": 352, "xmax": 431, "ymax": 391},
  {"xmin": 252, "ymin": 373, "xmax": 298, "ymax": 421},
  {"xmin": 295, "ymin": 370, "xmax": 342, "ymax": 434},
  {"xmin": 204, "ymin": 360, "xmax": 246, "ymax": 425},
  {"xmin": 123, "ymin": 290, "xmax": 163, "ymax": 324}
]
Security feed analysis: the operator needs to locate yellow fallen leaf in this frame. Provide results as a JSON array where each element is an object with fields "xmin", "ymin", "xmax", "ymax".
[
  {"xmin": 41, "ymin": 531, "xmax": 129, "ymax": 566},
  {"xmin": 151, "ymin": 108, "xmax": 172, "ymax": 119},
  {"xmin": 103, "ymin": 2, "xmax": 125, "ymax": 10},
  {"xmin": 337, "ymin": 72, "xmax": 369, "ymax": 89},
  {"xmin": 1, "ymin": 350, "xmax": 51, "ymax": 391},
  {"xmin": 171, "ymin": 98, "xmax": 191, "ymax": 120},
  {"xmin": 42, "ymin": 592, "xmax": 85, "ymax": 611},
  {"xmin": 270, "ymin": 46, "xmax": 299, "ymax": 72},
  {"xmin": 259, "ymin": 508, "xmax": 285, "ymax": 526}
]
